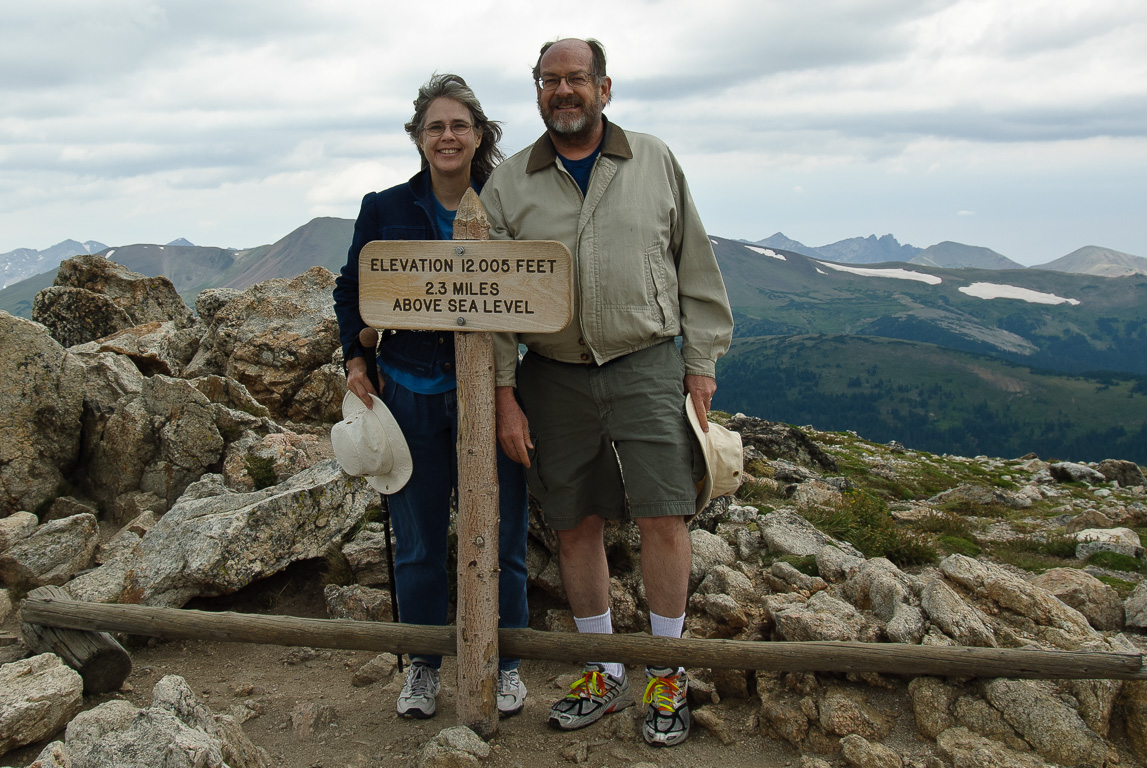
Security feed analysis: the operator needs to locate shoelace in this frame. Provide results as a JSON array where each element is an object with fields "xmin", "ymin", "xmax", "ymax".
[
  {"xmin": 404, "ymin": 666, "xmax": 434, "ymax": 695},
  {"xmin": 567, "ymin": 669, "xmax": 608, "ymax": 698},
  {"xmin": 643, "ymin": 673, "xmax": 682, "ymax": 711}
]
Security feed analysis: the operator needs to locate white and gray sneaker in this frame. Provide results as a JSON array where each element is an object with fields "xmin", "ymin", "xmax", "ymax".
[
  {"xmin": 397, "ymin": 662, "xmax": 440, "ymax": 719},
  {"xmin": 497, "ymin": 668, "xmax": 527, "ymax": 717}
]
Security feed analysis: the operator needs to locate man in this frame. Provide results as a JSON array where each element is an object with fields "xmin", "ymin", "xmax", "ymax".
[{"xmin": 480, "ymin": 38, "xmax": 733, "ymax": 747}]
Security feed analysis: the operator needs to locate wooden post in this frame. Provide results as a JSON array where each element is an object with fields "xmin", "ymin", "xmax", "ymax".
[
  {"xmin": 21, "ymin": 586, "xmax": 132, "ymax": 693},
  {"xmin": 20, "ymin": 595, "xmax": 1147, "ymax": 681},
  {"xmin": 452, "ymin": 188, "xmax": 499, "ymax": 737}
]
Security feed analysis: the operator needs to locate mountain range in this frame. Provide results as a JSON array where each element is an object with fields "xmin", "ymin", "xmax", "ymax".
[
  {"xmin": 754, "ymin": 233, "xmax": 1147, "ymax": 275},
  {"xmin": 2, "ymin": 220, "xmax": 1145, "ymax": 461}
]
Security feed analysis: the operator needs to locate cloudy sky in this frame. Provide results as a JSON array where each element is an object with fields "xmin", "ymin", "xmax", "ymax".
[{"xmin": 2, "ymin": 0, "xmax": 1144, "ymax": 265}]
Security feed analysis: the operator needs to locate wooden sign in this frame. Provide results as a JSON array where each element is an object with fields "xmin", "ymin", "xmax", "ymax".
[{"xmin": 358, "ymin": 240, "xmax": 573, "ymax": 333}]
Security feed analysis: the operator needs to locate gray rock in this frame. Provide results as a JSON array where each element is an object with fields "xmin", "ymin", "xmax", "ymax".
[
  {"xmin": 886, "ymin": 603, "xmax": 927, "ymax": 644},
  {"xmin": 1075, "ymin": 527, "xmax": 1144, "ymax": 560},
  {"xmin": 938, "ymin": 555, "xmax": 1094, "ymax": 645},
  {"xmin": 324, "ymin": 583, "xmax": 393, "ymax": 622},
  {"xmin": 818, "ymin": 686, "xmax": 894, "ymax": 740},
  {"xmin": 52, "ymin": 674, "xmax": 270, "ymax": 768},
  {"xmin": 40, "ymin": 495, "xmax": 98, "ymax": 523},
  {"xmin": 908, "ymin": 677, "xmax": 958, "ymax": 739},
  {"xmin": 418, "ymin": 725, "xmax": 490, "ymax": 767},
  {"xmin": 1032, "ymin": 567, "xmax": 1124, "ymax": 631},
  {"xmin": 767, "ymin": 561, "xmax": 827, "ymax": 595},
  {"xmin": 839, "ymin": 733, "xmax": 901, "ymax": 768},
  {"xmin": 195, "ymin": 288, "xmax": 241, "ymax": 325},
  {"xmin": 81, "ymin": 373, "xmax": 225, "ymax": 511},
  {"xmin": 0, "ymin": 513, "xmax": 98, "ymax": 589},
  {"xmin": 1049, "ymin": 461, "xmax": 1107, "ymax": 485},
  {"xmin": 920, "ymin": 577, "xmax": 998, "ymax": 647},
  {"xmin": 953, "ymin": 695, "xmax": 1026, "ymax": 750},
  {"xmin": 74, "ymin": 320, "xmax": 199, "ymax": 377},
  {"xmin": 184, "ymin": 267, "xmax": 341, "ymax": 421},
  {"xmin": 32, "ymin": 286, "xmax": 135, "ymax": 347},
  {"xmin": 759, "ymin": 510, "xmax": 863, "ymax": 558},
  {"xmin": 0, "ymin": 588, "xmax": 11, "ymax": 624},
  {"xmin": 816, "ymin": 544, "xmax": 864, "ymax": 583},
  {"xmin": 695, "ymin": 564, "xmax": 757, "ymax": 604},
  {"xmin": 0, "ymin": 653, "xmax": 84, "ymax": 754},
  {"xmin": 342, "ymin": 523, "xmax": 392, "ymax": 586},
  {"xmin": 725, "ymin": 415, "xmax": 839, "ymax": 472},
  {"xmin": 772, "ymin": 590, "xmax": 865, "ymax": 642},
  {"xmin": 74, "ymin": 461, "xmax": 372, "ymax": 606},
  {"xmin": 0, "ymin": 511, "xmax": 38, "ymax": 552},
  {"xmin": 984, "ymin": 678, "xmax": 1106, "ymax": 768},
  {"xmin": 689, "ymin": 528, "xmax": 736, "ymax": 591},
  {"xmin": 1098, "ymin": 459, "xmax": 1146, "ymax": 488},
  {"xmin": 935, "ymin": 727, "xmax": 1053, "ymax": 768},
  {"xmin": 1125, "ymin": 580, "xmax": 1147, "ymax": 629},
  {"xmin": 0, "ymin": 313, "xmax": 84, "ymax": 516}
]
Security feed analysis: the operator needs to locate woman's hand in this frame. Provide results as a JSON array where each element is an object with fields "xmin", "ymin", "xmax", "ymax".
[{"xmin": 346, "ymin": 356, "xmax": 380, "ymax": 408}]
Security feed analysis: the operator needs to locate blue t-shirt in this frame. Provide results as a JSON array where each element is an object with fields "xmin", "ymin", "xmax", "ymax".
[
  {"xmin": 378, "ymin": 195, "xmax": 458, "ymax": 395},
  {"xmin": 559, "ymin": 145, "xmax": 601, "ymax": 197}
]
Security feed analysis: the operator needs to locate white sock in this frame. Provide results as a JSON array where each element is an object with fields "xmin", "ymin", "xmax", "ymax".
[
  {"xmin": 649, "ymin": 610, "xmax": 685, "ymax": 639},
  {"xmin": 649, "ymin": 611, "xmax": 686, "ymax": 677},
  {"xmin": 574, "ymin": 609, "xmax": 624, "ymax": 680}
]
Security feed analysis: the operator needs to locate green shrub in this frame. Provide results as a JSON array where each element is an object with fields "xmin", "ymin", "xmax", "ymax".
[
  {"xmin": 244, "ymin": 455, "xmax": 278, "ymax": 490},
  {"xmin": 803, "ymin": 489, "xmax": 936, "ymax": 567},
  {"xmin": 938, "ymin": 535, "xmax": 981, "ymax": 557},
  {"xmin": 1086, "ymin": 550, "xmax": 1144, "ymax": 574}
]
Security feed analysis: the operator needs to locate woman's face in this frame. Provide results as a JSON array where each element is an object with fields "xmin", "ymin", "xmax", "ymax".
[{"xmin": 420, "ymin": 97, "xmax": 480, "ymax": 180}]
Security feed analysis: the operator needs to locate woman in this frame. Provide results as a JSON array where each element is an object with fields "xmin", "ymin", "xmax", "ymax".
[{"xmin": 332, "ymin": 74, "xmax": 528, "ymax": 719}]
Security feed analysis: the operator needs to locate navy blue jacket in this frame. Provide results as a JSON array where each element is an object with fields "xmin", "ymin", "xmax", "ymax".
[{"xmin": 333, "ymin": 168, "xmax": 472, "ymax": 379}]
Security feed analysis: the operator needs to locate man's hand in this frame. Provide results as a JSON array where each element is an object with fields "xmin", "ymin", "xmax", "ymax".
[
  {"xmin": 496, "ymin": 386, "xmax": 534, "ymax": 467},
  {"xmin": 684, "ymin": 374, "xmax": 717, "ymax": 433},
  {"xmin": 345, "ymin": 356, "xmax": 379, "ymax": 408}
]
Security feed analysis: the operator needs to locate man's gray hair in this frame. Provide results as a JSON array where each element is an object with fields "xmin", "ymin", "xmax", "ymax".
[{"xmin": 404, "ymin": 73, "xmax": 504, "ymax": 185}]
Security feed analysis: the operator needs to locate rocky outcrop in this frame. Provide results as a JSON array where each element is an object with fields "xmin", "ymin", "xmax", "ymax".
[
  {"xmin": 0, "ymin": 313, "xmax": 84, "ymax": 516},
  {"xmin": 0, "ymin": 654, "xmax": 84, "ymax": 754},
  {"xmin": 29, "ymin": 675, "xmax": 270, "ymax": 768},
  {"xmin": 184, "ymin": 267, "xmax": 341, "ymax": 422},
  {"xmin": 32, "ymin": 254, "xmax": 193, "ymax": 348},
  {"xmin": 0, "ymin": 513, "xmax": 98, "ymax": 589},
  {"xmin": 66, "ymin": 461, "xmax": 371, "ymax": 607}
]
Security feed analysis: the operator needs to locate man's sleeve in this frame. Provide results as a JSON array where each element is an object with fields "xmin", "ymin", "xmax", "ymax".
[
  {"xmin": 669, "ymin": 153, "xmax": 734, "ymax": 378},
  {"xmin": 480, "ymin": 177, "xmax": 522, "ymax": 388}
]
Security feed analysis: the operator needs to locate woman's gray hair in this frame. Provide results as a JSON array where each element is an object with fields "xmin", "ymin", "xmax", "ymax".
[{"xmin": 404, "ymin": 73, "xmax": 504, "ymax": 185}]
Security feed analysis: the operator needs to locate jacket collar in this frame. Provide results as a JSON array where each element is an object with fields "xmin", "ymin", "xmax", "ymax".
[
  {"xmin": 525, "ymin": 116, "xmax": 632, "ymax": 174},
  {"xmin": 408, "ymin": 166, "xmax": 484, "ymax": 202}
]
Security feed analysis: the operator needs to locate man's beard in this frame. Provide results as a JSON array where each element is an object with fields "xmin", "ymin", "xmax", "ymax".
[{"xmin": 540, "ymin": 92, "xmax": 603, "ymax": 141}]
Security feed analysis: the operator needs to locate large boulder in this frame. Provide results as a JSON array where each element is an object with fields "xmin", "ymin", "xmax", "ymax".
[
  {"xmin": 32, "ymin": 254, "xmax": 193, "ymax": 348},
  {"xmin": 183, "ymin": 267, "xmax": 341, "ymax": 421},
  {"xmin": 984, "ymin": 678, "xmax": 1107, "ymax": 768},
  {"xmin": 81, "ymin": 374, "xmax": 226, "ymax": 510},
  {"xmin": 0, "ymin": 312, "xmax": 84, "ymax": 516},
  {"xmin": 0, "ymin": 653, "xmax": 84, "ymax": 755},
  {"xmin": 35, "ymin": 674, "xmax": 270, "ymax": 768},
  {"xmin": 759, "ymin": 509, "xmax": 863, "ymax": 558},
  {"xmin": 1032, "ymin": 568, "xmax": 1124, "ymax": 631},
  {"xmin": 73, "ymin": 320, "xmax": 201, "ymax": 377},
  {"xmin": 1098, "ymin": 459, "xmax": 1146, "ymax": 488},
  {"xmin": 67, "ymin": 460, "xmax": 372, "ymax": 607},
  {"xmin": 0, "ymin": 513, "xmax": 98, "ymax": 589}
]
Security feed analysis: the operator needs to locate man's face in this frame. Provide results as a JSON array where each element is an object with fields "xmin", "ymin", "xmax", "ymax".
[{"xmin": 536, "ymin": 41, "xmax": 610, "ymax": 140}]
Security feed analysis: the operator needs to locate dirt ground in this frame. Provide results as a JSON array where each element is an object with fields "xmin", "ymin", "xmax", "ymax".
[{"xmin": 3, "ymin": 561, "xmax": 939, "ymax": 768}]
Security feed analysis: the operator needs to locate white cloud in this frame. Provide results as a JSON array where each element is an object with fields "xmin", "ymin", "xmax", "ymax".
[{"xmin": 0, "ymin": 0, "xmax": 1144, "ymax": 264}]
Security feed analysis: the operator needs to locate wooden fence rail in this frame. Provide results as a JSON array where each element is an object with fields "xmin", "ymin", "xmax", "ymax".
[{"xmin": 21, "ymin": 595, "xmax": 1147, "ymax": 681}]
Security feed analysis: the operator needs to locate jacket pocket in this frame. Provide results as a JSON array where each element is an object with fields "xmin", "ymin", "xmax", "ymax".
[{"xmin": 646, "ymin": 243, "xmax": 676, "ymax": 332}]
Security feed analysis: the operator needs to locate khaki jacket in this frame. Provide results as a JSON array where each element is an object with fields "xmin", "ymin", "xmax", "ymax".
[{"xmin": 481, "ymin": 120, "xmax": 733, "ymax": 387}]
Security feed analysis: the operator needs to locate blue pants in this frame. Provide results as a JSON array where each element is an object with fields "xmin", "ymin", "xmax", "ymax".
[{"xmin": 381, "ymin": 379, "xmax": 529, "ymax": 670}]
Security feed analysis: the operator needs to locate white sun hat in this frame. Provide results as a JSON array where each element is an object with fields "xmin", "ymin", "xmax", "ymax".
[
  {"xmin": 331, "ymin": 391, "xmax": 413, "ymax": 494},
  {"xmin": 684, "ymin": 395, "xmax": 744, "ymax": 513}
]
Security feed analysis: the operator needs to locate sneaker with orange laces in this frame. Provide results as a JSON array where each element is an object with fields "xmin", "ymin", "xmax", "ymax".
[
  {"xmin": 547, "ymin": 663, "xmax": 633, "ymax": 730},
  {"xmin": 642, "ymin": 666, "xmax": 690, "ymax": 747}
]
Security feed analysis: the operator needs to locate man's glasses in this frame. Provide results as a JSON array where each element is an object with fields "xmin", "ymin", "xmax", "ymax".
[
  {"xmin": 424, "ymin": 121, "xmax": 474, "ymax": 138},
  {"xmin": 535, "ymin": 72, "xmax": 598, "ymax": 91}
]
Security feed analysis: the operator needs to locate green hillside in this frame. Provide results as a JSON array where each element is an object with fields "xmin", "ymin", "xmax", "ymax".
[
  {"xmin": 715, "ymin": 334, "xmax": 1147, "ymax": 463},
  {"xmin": 713, "ymin": 238, "xmax": 1147, "ymax": 376}
]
